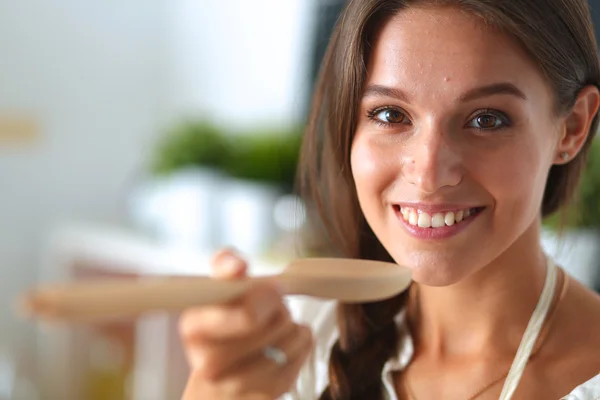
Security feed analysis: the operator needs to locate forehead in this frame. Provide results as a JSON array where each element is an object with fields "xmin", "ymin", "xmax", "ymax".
[{"xmin": 366, "ymin": 6, "xmax": 550, "ymax": 100}]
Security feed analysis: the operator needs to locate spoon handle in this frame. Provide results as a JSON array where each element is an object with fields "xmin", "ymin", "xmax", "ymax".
[
  {"xmin": 20, "ymin": 276, "xmax": 279, "ymax": 323},
  {"xmin": 18, "ymin": 262, "xmax": 411, "ymax": 323}
]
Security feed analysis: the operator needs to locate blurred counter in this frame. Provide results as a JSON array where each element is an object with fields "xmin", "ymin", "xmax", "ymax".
[{"xmin": 34, "ymin": 223, "xmax": 287, "ymax": 400}]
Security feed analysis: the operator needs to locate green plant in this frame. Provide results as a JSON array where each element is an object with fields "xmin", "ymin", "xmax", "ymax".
[
  {"xmin": 222, "ymin": 126, "xmax": 304, "ymax": 192},
  {"xmin": 544, "ymin": 136, "xmax": 600, "ymax": 231},
  {"xmin": 150, "ymin": 119, "xmax": 304, "ymax": 191},
  {"xmin": 151, "ymin": 120, "xmax": 229, "ymax": 175}
]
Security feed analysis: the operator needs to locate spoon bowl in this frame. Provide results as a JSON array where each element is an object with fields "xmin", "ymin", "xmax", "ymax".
[{"xmin": 280, "ymin": 258, "xmax": 412, "ymax": 302}]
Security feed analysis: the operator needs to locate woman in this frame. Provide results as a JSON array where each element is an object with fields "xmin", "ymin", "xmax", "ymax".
[{"xmin": 179, "ymin": 0, "xmax": 600, "ymax": 398}]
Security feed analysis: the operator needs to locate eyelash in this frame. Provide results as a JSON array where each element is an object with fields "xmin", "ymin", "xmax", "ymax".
[
  {"xmin": 365, "ymin": 106, "xmax": 513, "ymax": 131},
  {"xmin": 366, "ymin": 106, "xmax": 410, "ymax": 128},
  {"xmin": 468, "ymin": 109, "xmax": 512, "ymax": 131}
]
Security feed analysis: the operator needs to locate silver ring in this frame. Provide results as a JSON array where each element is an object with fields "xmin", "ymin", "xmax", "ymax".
[{"xmin": 262, "ymin": 345, "xmax": 288, "ymax": 366}]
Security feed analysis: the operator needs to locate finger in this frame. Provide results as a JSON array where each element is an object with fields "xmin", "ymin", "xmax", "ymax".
[
  {"xmin": 179, "ymin": 282, "xmax": 283, "ymax": 342},
  {"xmin": 221, "ymin": 324, "xmax": 314, "ymax": 398},
  {"xmin": 211, "ymin": 248, "xmax": 248, "ymax": 279},
  {"xmin": 182, "ymin": 348, "xmax": 309, "ymax": 400},
  {"xmin": 186, "ymin": 302, "xmax": 292, "ymax": 379},
  {"xmin": 255, "ymin": 324, "xmax": 314, "ymax": 375}
]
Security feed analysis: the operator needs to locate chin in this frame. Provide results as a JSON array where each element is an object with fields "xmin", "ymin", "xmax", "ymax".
[
  {"xmin": 411, "ymin": 267, "xmax": 464, "ymax": 287},
  {"xmin": 389, "ymin": 249, "xmax": 473, "ymax": 287}
]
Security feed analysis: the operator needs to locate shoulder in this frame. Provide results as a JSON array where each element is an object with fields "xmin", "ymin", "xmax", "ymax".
[
  {"xmin": 535, "ymin": 275, "xmax": 600, "ymax": 398},
  {"xmin": 557, "ymin": 276, "xmax": 600, "ymax": 361},
  {"xmin": 561, "ymin": 374, "xmax": 600, "ymax": 400},
  {"xmin": 562, "ymin": 278, "xmax": 600, "ymax": 398}
]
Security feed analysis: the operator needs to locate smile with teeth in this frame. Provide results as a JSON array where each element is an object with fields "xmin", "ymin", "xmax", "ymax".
[{"xmin": 398, "ymin": 207, "xmax": 479, "ymax": 228}]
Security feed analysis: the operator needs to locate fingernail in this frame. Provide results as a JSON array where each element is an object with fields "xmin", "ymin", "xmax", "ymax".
[
  {"xmin": 212, "ymin": 256, "xmax": 242, "ymax": 278},
  {"xmin": 223, "ymin": 257, "xmax": 243, "ymax": 273}
]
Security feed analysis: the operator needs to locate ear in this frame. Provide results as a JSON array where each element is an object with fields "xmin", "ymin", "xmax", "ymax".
[{"xmin": 554, "ymin": 85, "xmax": 600, "ymax": 165}]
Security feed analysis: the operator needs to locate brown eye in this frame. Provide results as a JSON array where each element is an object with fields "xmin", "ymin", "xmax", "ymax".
[
  {"xmin": 372, "ymin": 108, "xmax": 408, "ymax": 124},
  {"xmin": 476, "ymin": 115, "xmax": 499, "ymax": 129},
  {"xmin": 467, "ymin": 110, "xmax": 511, "ymax": 131}
]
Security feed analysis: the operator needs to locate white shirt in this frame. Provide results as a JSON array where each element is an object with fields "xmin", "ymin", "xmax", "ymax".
[{"xmin": 283, "ymin": 296, "xmax": 600, "ymax": 400}]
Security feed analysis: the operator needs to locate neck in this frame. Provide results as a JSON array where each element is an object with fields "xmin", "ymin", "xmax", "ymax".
[{"xmin": 410, "ymin": 223, "xmax": 549, "ymax": 360}]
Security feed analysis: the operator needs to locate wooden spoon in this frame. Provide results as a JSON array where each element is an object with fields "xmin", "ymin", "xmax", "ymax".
[{"xmin": 19, "ymin": 258, "xmax": 412, "ymax": 323}]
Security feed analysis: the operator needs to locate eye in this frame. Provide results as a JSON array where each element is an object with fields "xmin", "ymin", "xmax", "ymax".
[
  {"xmin": 466, "ymin": 110, "xmax": 511, "ymax": 131},
  {"xmin": 367, "ymin": 107, "xmax": 410, "ymax": 126}
]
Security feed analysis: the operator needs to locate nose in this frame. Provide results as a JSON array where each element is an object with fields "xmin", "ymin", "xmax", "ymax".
[{"xmin": 402, "ymin": 123, "xmax": 463, "ymax": 193}]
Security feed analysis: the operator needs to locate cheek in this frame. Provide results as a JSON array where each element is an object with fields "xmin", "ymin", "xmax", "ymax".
[
  {"xmin": 472, "ymin": 140, "xmax": 549, "ymax": 219},
  {"xmin": 350, "ymin": 136, "xmax": 397, "ymax": 202}
]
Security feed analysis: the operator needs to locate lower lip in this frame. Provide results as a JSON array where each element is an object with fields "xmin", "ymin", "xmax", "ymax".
[{"xmin": 394, "ymin": 207, "xmax": 483, "ymax": 240}]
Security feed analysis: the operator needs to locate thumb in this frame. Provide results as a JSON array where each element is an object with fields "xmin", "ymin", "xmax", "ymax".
[{"xmin": 210, "ymin": 248, "xmax": 248, "ymax": 280}]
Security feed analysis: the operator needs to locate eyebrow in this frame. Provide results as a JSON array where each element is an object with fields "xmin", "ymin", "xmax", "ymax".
[{"xmin": 362, "ymin": 82, "xmax": 528, "ymax": 103}]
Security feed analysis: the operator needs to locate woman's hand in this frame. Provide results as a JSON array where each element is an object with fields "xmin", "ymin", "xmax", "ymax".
[{"xmin": 179, "ymin": 249, "xmax": 314, "ymax": 400}]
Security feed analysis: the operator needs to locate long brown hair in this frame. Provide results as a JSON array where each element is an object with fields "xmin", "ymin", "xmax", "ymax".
[{"xmin": 298, "ymin": 0, "xmax": 600, "ymax": 398}]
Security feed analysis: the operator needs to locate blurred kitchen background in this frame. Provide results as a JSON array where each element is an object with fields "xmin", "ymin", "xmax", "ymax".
[{"xmin": 0, "ymin": 1, "xmax": 599, "ymax": 399}]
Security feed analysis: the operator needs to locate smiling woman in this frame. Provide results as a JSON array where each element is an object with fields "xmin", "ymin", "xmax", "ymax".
[
  {"xmin": 295, "ymin": 0, "xmax": 600, "ymax": 399},
  {"xmin": 349, "ymin": 3, "xmax": 574, "ymax": 285},
  {"xmin": 176, "ymin": 0, "xmax": 600, "ymax": 399}
]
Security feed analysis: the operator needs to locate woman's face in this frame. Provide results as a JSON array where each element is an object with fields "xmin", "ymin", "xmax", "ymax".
[{"xmin": 351, "ymin": 6, "xmax": 562, "ymax": 285}]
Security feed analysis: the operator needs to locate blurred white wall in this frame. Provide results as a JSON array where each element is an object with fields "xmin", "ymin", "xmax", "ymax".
[
  {"xmin": 0, "ymin": 0, "xmax": 317, "ymax": 385},
  {"xmin": 0, "ymin": 1, "xmax": 168, "ymax": 351},
  {"xmin": 165, "ymin": 0, "xmax": 316, "ymax": 129}
]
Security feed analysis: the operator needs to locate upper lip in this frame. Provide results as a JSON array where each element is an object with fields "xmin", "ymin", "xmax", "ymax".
[{"xmin": 393, "ymin": 202, "xmax": 482, "ymax": 214}]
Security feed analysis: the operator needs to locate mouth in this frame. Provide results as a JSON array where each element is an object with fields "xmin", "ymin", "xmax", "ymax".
[{"xmin": 393, "ymin": 205, "xmax": 485, "ymax": 228}]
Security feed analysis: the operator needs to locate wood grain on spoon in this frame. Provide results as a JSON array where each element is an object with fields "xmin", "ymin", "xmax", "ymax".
[{"xmin": 18, "ymin": 258, "xmax": 412, "ymax": 324}]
